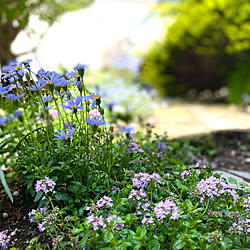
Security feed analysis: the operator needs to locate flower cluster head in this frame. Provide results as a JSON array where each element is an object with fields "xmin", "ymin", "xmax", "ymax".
[
  {"xmin": 229, "ymin": 218, "xmax": 250, "ymax": 235},
  {"xmin": 243, "ymin": 195, "xmax": 250, "ymax": 212},
  {"xmin": 0, "ymin": 232, "xmax": 9, "ymax": 250},
  {"xmin": 192, "ymin": 176, "xmax": 238, "ymax": 203},
  {"xmin": 28, "ymin": 207, "xmax": 47, "ymax": 223},
  {"xmin": 189, "ymin": 160, "xmax": 209, "ymax": 170},
  {"xmin": 61, "ymin": 96, "xmax": 84, "ymax": 113},
  {"xmin": 96, "ymin": 195, "xmax": 113, "ymax": 208},
  {"xmin": 86, "ymin": 215, "xmax": 106, "ymax": 231},
  {"xmin": 35, "ymin": 176, "xmax": 56, "ymax": 194},
  {"xmin": 207, "ymin": 210, "xmax": 223, "ymax": 218},
  {"xmin": 209, "ymin": 231, "xmax": 223, "ymax": 243},
  {"xmin": 106, "ymin": 215, "xmax": 124, "ymax": 231},
  {"xmin": 86, "ymin": 195, "xmax": 113, "ymax": 213},
  {"xmin": 141, "ymin": 216, "xmax": 155, "ymax": 227},
  {"xmin": 37, "ymin": 207, "xmax": 60, "ymax": 232},
  {"xmin": 132, "ymin": 172, "xmax": 162, "ymax": 189},
  {"xmin": 181, "ymin": 170, "xmax": 192, "ymax": 179},
  {"xmin": 127, "ymin": 142, "xmax": 144, "ymax": 153},
  {"xmin": 52, "ymin": 235, "xmax": 63, "ymax": 248},
  {"xmin": 153, "ymin": 198, "xmax": 179, "ymax": 222},
  {"xmin": 128, "ymin": 189, "xmax": 147, "ymax": 201},
  {"xmin": 54, "ymin": 128, "xmax": 75, "ymax": 140}
]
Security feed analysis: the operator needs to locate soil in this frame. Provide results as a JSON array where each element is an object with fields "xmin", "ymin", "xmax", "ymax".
[{"xmin": 0, "ymin": 129, "xmax": 249, "ymax": 249}]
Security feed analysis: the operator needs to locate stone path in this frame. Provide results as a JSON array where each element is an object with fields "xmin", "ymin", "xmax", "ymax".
[
  {"xmin": 146, "ymin": 102, "xmax": 250, "ymax": 186},
  {"xmin": 147, "ymin": 102, "xmax": 250, "ymax": 138}
]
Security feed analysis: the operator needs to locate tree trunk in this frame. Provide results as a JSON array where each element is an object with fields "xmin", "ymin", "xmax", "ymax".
[{"xmin": 0, "ymin": 22, "xmax": 21, "ymax": 66}]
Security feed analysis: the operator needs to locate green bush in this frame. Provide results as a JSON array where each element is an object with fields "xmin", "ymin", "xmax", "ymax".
[{"xmin": 140, "ymin": 0, "xmax": 250, "ymax": 100}]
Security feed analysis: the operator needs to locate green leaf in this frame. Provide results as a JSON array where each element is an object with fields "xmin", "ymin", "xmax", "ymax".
[
  {"xmin": 71, "ymin": 228, "xmax": 83, "ymax": 234},
  {"xmin": 148, "ymin": 239, "xmax": 161, "ymax": 250},
  {"xmin": 221, "ymin": 237, "xmax": 232, "ymax": 249},
  {"xmin": 173, "ymin": 239, "xmax": 185, "ymax": 249},
  {"xmin": 104, "ymin": 231, "xmax": 114, "ymax": 243},
  {"xmin": 80, "ymin": 232, "xmax": 90, "ymax": 248},
  {"xmin": 175, "ymin": 179, "xmax": 189, "ymax": 191},
  {"xmin": 54, "ymin": 192, "xmax": 62, "ymax": 200},
  {"xmin": 0, "ymin": 168, "xmax": 13, "ymax": 203},
  {"xmin": 228, "ymin": 177, "xmax": 238, "ymax": 185},
  {"xmin": 243, "ymin": 187, "xmax": 250, "ymax": 193},
  {"xmin": 238, "ymin": 182, "xmax": 248, "ymax": 188},
  {"xmin": 136, "ymin": 225, "xmax": 147, "ymax": 238},
  {"xmin": 34, "ymin": 191, "xmax": 43, "ymax": 202},
  {"xmin": 185, "ymin": 199, "xmax": 193, "ymax": 211}
]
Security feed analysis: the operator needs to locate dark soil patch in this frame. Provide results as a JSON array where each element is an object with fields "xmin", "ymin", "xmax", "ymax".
[
  {"xmin": 0, "ymin": 129, "xmax": 249, "ymax": 249},
  {"xmin": 0, "ymin": 177, "xmax": 40, "ymax": 249}
]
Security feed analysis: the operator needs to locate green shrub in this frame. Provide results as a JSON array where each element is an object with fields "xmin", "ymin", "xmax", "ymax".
[{"xmin": 141, "ymin": 0, "xmax": 250, "ymax": 100}]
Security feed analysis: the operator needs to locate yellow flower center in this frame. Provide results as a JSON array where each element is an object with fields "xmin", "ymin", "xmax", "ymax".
[
  {"xmin": 66, "ymin": 136, "xmax": 68, "ymax": 140},
  {"xmin": 74, "ymin": 74, "xmax": 79, "ymax": 78},
  {"xmin": 71, "ymin": 104, "xmax": 77, "ymax": 108},
  {"xmin": 93, "ymin": 95, "xmax": 99, "ymax": 99},
  {"xmin": 15, "ymin": 66, "xmax": 22, "ymax": 70},
  {"xmin": 12, "ymin": 85, "xmax": 16, "ymax": 88},
  {"xmin": 46, "ymin": 80, "xmax": 51, "ymax": 84},
  {"xmin": 161, "ymin": 144, "xmax": 165, "ymax": 149}
]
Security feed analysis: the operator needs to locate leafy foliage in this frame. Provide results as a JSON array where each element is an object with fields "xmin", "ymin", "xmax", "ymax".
[{"xmin": 141, "ymin": 0, "xmax": 250, "ymax": 100}]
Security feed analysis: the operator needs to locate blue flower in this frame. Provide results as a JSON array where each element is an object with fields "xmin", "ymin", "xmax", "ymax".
[
  {"xmin": 45, "ymin": 72, "xmax": 67, "ymax": 87},
  {"xmin": 158, "ymin": 142, "xmax": 166, "ymax": 151},
  {"xmin": 74, "ymin": 63, "xmax": 88, "ymax": 78},
  {"xmin": 0, "ymin": 116, "xmax": 6, "ymax": 126},
  {"xmin": 37, "ymin": 94, "xmax": 52, "ymax": 103},
  {"xmin": 86, "ymin": 116, "xmax": 105, "ymax": 126},
  {"xmin": 0, "ymin": 83, "xmax": 9, "ymax": 96},
  {"xmin": 2, "ymin": 61, "xmax": 25, "ymax": 82},
  {"xmin": 54, "ymin": 128, "xmax": 75, "ymax": 140},
  {"xmin": 14, "ymin": 110, "xmax": 22, "ymax": 118},
  {"xmin": 5, "ymin": 93, "xmax": 24, "ymax": 101},
  {"xmin": 29, "ymin": 79, "xmax": 46, "ymax": 90},
  {"xmin": 66, "ymin": 70, "xmax": 81, "ymax": 85},
  {"xmin": 84, "ymin": 92, "xmax": 101, "ymax": 110},
  {"xmin": 60, "ymin": 96, "xmax": 84, "ymax": 112}
]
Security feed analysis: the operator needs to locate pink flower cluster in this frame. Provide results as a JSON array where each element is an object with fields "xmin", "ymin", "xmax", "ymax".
[
  {"xmin": 132, "ymin": 172, "xmax": 162, "ymax": 189},
  {"xmin": 35, "ymin": 176, "xmax": 56, "ymax": 194},
  {"xmin": 192, "ymin": 176, "xmax": 238, "ymax": 203},
  {"xmin": 141, "ymin": 216, "xmax": 155, "ymax": 227},
  {"xmin": 209, "ymin": 231, "xmax": 222, "ymax": 243},
  {"xmin": 86, "ymin": 195, "xmax": 113, "ymax": 213},
  {"xmin": 229, "ymin": 219, "xmax": 250, "ymax": 235},
  {"xmin": 127, "ymin": 142, "xmax": 144, "ymax": 154},
  {"xmin": 153, "ymin": 198, "xmax": 179, "ymax": 222}
]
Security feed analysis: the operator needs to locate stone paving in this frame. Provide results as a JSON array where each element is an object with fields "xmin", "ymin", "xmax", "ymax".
[
  {"xmin": 146, "ymin": 102, "xmax": 250, "ymax": 187},
  {"xmin": 147, "ymin": 103, "xmax": 250, "ymax": 139}
]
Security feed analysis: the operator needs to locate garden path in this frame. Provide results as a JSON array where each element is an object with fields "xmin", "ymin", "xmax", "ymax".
[{"xmin": 146, "ymin": 103, "xmax": 250, "ymax": 138}]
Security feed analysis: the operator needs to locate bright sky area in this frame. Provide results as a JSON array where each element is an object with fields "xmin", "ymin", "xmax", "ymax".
[{"xmin": 12, "ymin": 0, "xmax": 166, "ymax": 73}]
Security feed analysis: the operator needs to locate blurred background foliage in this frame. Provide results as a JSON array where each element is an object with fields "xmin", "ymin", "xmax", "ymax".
[
  {"xmin": 0, "ymin": 0, "xmax": 93, "ymax": 65},
  {"xmin": 140, "ymin": 0, "xmax": 250, "ymax": 103}
]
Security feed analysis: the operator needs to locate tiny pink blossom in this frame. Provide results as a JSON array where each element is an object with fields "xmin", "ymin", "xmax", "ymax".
[{"xmin": 89, "ymin": 109, "xmax": 101, "ymax": 118}]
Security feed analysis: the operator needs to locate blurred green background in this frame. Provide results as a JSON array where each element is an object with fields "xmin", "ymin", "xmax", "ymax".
[{"xmin": 140, "ymin": 0, "xmax": 250, "ymax": 104}]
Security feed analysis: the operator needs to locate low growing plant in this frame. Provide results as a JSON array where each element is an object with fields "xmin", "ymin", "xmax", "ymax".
[{"xmin": 0, "ymin": 60, "xmax": 249, "ymax": 249}]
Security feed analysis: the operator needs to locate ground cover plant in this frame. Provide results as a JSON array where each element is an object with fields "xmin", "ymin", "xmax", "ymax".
[{"xmin": 0, "ymin": 60, "xmax": 249, "ymax": 249}]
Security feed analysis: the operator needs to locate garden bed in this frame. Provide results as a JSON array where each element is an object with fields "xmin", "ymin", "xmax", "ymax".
[{"xmin": 1, "ymin": 129, "xmax": 249, "ymax": 249}]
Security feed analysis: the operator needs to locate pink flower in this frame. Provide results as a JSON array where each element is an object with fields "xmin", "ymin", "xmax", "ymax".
[
  {"xmin": 49, "ymin": 110, "xmax": 58, "ymax": 119},
  {"xmin": 89, "ymin": 109, "xmax": 101, "ymax": 118}
]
